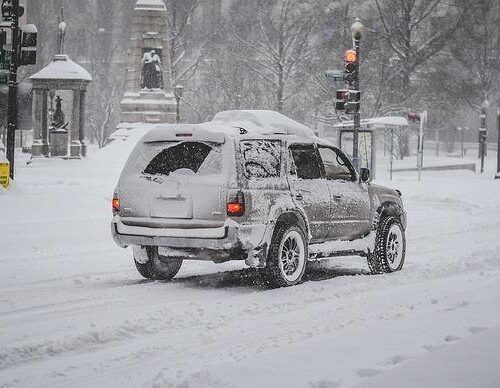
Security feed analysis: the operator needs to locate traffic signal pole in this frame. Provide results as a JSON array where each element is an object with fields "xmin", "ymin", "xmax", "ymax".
[{"xmin": 6, "ymin": 0, "xmax": 19, "ymax": 179}]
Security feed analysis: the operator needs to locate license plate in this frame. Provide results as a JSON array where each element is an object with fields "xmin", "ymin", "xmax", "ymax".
[{"xmin": 149, "ymin": 192, "xmax": 192, "ymax": 219}]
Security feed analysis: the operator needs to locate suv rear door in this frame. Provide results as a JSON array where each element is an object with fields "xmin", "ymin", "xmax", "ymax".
[
  {"xmin": 287, "ymin": 143, "xmax": 331, "ymax": 242},
  {"xmin": 317, "ymin": 145, "xmax": 371, "ymax": 239}
]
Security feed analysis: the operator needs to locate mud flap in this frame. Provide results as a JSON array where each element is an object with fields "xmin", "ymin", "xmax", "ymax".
[
  {"xmin": 245, "ymin": 242, "xmax": 268, "ymax": 268},
  {"xmin": 133, "ymin": 245, "xmax": 150, "ymax": 264}
]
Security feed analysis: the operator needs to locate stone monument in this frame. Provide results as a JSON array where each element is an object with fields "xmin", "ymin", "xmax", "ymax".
[{"xmin": 120, "ymin": 0, "xmax": 176, "ymax": 123}]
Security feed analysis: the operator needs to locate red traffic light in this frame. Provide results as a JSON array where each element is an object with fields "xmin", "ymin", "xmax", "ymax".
[
  {"xmin": 345, "ymin": 49, "xmax": 357, "ymax": 63},
  {"xmin": 407, "ymin": 112, "xmax": 421, "ymax": 123}
]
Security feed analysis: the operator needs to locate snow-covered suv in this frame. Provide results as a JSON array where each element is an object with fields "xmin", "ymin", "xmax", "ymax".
[{"xmin": 111, "ymin": 110, "xmax": 407, "ymax": 287}]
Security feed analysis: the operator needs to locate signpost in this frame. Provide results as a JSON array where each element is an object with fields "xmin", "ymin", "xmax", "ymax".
[{"xmin": 417, "ymin": 111, "xmax": 427, "ymax": 181}]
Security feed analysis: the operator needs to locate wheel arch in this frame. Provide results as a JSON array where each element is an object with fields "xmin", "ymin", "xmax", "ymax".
[
  {"xmin": 273, "ymin": 210, "xmax": 309, "ymax": 239},
  {"xmin": 375, "ymin": 201, "xmax": 405, "ymax": 230}
]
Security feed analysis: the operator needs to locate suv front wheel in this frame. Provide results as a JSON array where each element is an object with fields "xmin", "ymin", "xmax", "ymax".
[
  {"xmin": 263, "ymin": 224, "xmax": 308, "ymax": 287},
  {"xmin": 367, "ymin": 216, "xmax": 406, "ymax": 274}
]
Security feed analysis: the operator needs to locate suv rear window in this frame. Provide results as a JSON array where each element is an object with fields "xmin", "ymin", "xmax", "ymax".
[
  {"xmin": 240, "ymin": 140, "xmax": 281, "ymax": 178},
  {"xmin": 141, "ymin": 141, "xmax": 222, "ymax": 177}
]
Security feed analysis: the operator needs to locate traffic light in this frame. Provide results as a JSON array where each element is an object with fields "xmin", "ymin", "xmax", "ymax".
[
  {"xmin": 20, "ymin": 24, "xmax": 37, "ymax": 65},
  {"xmin": 1, "ymin": 0, "xmax": 12, "ymax": 20},
  {"xmin": 344, "ymin": 49, "xmax": 357, "ymax": 88},
  {"xmin": 1, "ymin": 1, "xmax": 23, "ymax": 21},
  {"xmin": 335, "ymin": 89, "xmax": 348, "ymax": 111},
  {"xmin": 407, "ymin": 112, "xmax": 421, "ymax": 123}
]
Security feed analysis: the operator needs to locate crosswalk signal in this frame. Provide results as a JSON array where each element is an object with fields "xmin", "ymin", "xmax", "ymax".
[
  {"xmin": 346, "ymin": 90, "xmax": 360, "ymax": 114},
  {"xmin": 20, "ymin": 24, "xmax": 37, "ymax": 65}
]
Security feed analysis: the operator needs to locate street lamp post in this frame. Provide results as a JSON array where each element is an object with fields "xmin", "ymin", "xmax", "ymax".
[
  {"xmin": 479, "ymin": 99, "xmax": 488, "ymax": 173},
  {"xmin": 350, "ymin": 19, "xmax": 363, "ymax": 172},
  {"xmin": 174, "ymin": 84, "xmax": 183, "ymax": 124}
]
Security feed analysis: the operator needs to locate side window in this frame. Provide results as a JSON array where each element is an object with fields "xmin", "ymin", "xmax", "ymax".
[
  {"xmin": 289, "ymin": 144, "xmax": 322, "ymax": 180},
  {"xmin": 318, "ymin": 146, "xmax": 354, "ymax": 181},
  {"xmin": 240, "ymin": 140, "xmax": 281, "ymax": 179}
]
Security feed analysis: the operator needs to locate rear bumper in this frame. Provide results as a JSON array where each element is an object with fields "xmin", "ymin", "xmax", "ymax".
[{"xmin": 111, "ymin": 216, "xmax": 270, "ymax": 266}]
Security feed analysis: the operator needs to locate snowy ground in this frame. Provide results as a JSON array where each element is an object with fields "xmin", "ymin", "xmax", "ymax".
[{"xmin": 1, "ymin": 128, "xmax": 500, "ymax": 388}]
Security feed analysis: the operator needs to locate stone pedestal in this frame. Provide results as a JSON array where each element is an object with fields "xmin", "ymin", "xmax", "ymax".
[
  {"xmin": 121, "ymin": 90, "xmax": 176, "ymax": 123},
  {"xmin": 49, "ymin": 130, "xmax": 68, "ymax": 157},
  {"xmin": 31, "ymin": 139, "xmax": 48, "ymax": 157},
  {"xmin": 69, "ymin": 140, "xmax": 82, "ymax": 158},
  {"xmin": 120, "ymin": 0, "xmax": 176, "ymax": 123}
]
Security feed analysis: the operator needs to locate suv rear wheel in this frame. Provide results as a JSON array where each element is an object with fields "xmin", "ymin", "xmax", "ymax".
[
  {"xmin": 262, "ymin": 224, "xmax": 308, "ymax": 287},
  {"xmin": 134, "ymin": 247, "xmax": 183, "ymax": 281},
  {"xmin": 367, "ymin": 216, "xmax": 406, "ymax": 274}
]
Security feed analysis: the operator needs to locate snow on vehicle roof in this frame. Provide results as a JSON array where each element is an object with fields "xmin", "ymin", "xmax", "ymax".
[
  {"xmin": 211, "ymin": 110, "xmax": 316, "ymax": 137},
  {"xmin": 30, "ymin": 54, "xmax": 92, "ymax": 82},
  {"xmin": 141, "ymin": 110, "xmax": 318, "ymax": 142}
]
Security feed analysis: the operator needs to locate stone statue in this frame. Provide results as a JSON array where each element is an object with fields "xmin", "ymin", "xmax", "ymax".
[
  {"xmin": 141, "ymin": 49, "xmax": 163, "ymax": 90},
  {"xmin": 50, "ymin": 96, "xmax": 68, "ymax": 131}
]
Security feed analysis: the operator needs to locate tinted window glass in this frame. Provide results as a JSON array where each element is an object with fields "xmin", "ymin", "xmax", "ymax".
[
  {"xmin": 289, "ymin": 145, "xmax": 322, "ymax": 180},
  {"xmin": 240, "ymin": 140, "xmax": 281, "ymax": 178},
  {"xmin": 318, "ymin": 146, "xmax": 354, "ymax": 181},
  {"xmin": 143, "ymin": 141, "xmax": 221, "ymax": 177}
]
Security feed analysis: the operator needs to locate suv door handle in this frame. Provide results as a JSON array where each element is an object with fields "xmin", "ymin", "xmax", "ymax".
[
  {"xmin": 332, "ymin": 194, "xmax": 342, "ymax": 200},
  {"xmin": 295, "ymin": 192, "xmax": 304, "ymax": 200}
]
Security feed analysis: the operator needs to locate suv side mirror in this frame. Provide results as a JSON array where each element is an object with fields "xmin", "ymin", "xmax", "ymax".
[{"xmin": 360, "ymin": 167, "xmax": 370, "ymax": 183}]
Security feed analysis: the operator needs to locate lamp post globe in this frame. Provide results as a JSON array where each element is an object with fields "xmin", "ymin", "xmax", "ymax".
[
  {"xmin": 174, "ymin": 84, "xmax": 183, "ymax": 101},
  {"xmin": 350, "ymin": 19, "xmax": 364, "ymax": 41}
]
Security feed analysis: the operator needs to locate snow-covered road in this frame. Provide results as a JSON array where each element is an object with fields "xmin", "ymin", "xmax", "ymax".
[{"xmin": 1, "ymin": 133, "xmax": 500, "ymax": 388}]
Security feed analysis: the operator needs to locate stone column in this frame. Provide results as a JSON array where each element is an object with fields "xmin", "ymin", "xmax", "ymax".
[
  {"xmin": 31, "ymin": 89, "xmax": 46, "ymax": 157},
  {"xmin": 41, "ymin": 90, "xmax": 49, "ymax": 156},
  {"xmin": 69, "ymin": 89, "xmax": 82, "ymax": 158},
  {"xmin": 79, "ymin": 90, "xmax": 87, "ymax": 157}
]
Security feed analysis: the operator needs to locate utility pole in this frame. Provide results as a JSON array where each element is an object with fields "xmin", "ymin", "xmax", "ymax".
[
  {"xmin": 496, "ymin": 100, "xmax": 500, "ymax": 179},
  {"xmin": 5, "ymin": 0, "xmax": 20, "ymax": 180}
]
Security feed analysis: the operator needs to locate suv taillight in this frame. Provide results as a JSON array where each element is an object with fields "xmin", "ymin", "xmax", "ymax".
[
  {"xmin": 112, "ymin": 197, "xmax": 120, "ymax": 214},
  {"xmin": 227, "ymin": 191, "xmax": 245, "ymax": 217}
]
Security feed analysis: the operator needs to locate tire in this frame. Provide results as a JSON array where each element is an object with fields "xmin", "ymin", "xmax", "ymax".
[
  {"xmin": 367, "ymin": 216, "xmax": 406, "ymax": 274},
  {"xmin": 262, "ymin": 223, "xmax": 308, "ymax": 287},
  {"xmin": 134, "ymin": 247, "xmax": 183, "ymax": 281}
]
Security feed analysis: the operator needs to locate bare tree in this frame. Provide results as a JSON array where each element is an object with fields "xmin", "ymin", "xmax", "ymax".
[
  {"xmin": 230, "ymin": 0, "xmax": 318, "ymax": 113},
  {"xmin": 371, "ymin": 0, "xmax": 471, "ymax": 157},
  {"xmin": 85, "ymin": 0, "xmax": 129, "ymax": 148}
]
